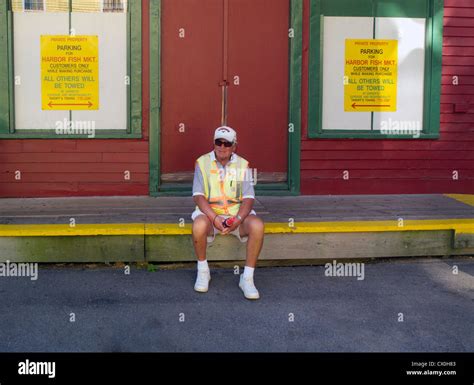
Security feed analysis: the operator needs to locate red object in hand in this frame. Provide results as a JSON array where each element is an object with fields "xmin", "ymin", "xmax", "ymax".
[{"xmin": 222, "ymin": 217, "xmax": 235, "ymax": 228}]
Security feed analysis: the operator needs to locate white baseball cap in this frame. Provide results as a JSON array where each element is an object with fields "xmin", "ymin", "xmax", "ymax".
[{"xmin": 214, "ymin": 126, "xmax": 237, "ymax": 144}]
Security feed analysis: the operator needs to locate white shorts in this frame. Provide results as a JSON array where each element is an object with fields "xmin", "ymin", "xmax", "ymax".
[{"xmin": 191, "ymin": 208, "xmax": 257, "ymax": 243}]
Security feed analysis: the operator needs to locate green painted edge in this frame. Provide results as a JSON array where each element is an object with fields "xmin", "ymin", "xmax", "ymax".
[
  {"xmin": 428, "ymin": 0, "xmax": 443, "ymax": 135},
  {"xmin": 0, "ymin": 0, "xmax": 9, "ymax": 134},
  {"xmin": 1, "ymin": 1, "xmax": 142, "ymax": 138},
  {"xmin": 7, "ymin": 7, "xmax": 15, "ymax": 134},
  {"xmin": 130, "ymin": 0, "xmax": 142, "ymax": 136},
  {"xmin": 308, "ymin": 1, "xmax": 321, "ymax": 141},
  {"xmin": 375, "ymin": 0, "xmax": 429, "ymax": 18},
  {"xmin": 149, "ymin": 0, "xmax": 161, "ymax": 195},
  {"xmin": 288, "ymin": 0, "xmax": 302, "ymax": 195},
  {"xmin": 308, "ymin": 0, "xmax": 443, "ymax": 139},
  {"xmin": 321, "ymin": 0, "xmax": 428, "ymax": 18},
  {"xmin": 126, "ymin": 2, "xmax": 131, "ymax": 134}
]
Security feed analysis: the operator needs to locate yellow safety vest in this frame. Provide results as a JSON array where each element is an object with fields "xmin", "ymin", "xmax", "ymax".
[{"xmin": 196, "ymin": 152, "xmax": 249, "ymax": 216}]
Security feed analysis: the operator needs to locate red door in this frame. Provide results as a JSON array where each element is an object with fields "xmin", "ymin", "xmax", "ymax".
[{"xmin": 161, "ymin": 0, "xmax": 289, "ymax": 185}]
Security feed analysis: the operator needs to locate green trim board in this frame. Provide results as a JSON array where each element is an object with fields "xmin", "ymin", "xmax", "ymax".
[
  {"xmin": 0, "ymin": 0, "xmax": 142, "ymax": 139},
  {"xmin": 7, "ymin": 7, "xmax": 14, "ymax": 134},
  {"xmin": 150, "ymin": 0, "xmax": 302, "ymax": 196},
  {"xmin": 149, "ymin": 0, "xmax": 161, "ymax": 195},
  {"xmin": 288, "ymin": 0, "xmax": 302, "ymax": 196},
  {"xmin": 308, "ymin": 0, "xmax": 444, "ymax": 139},
  {"xmin": 0, "ymin": 0, "xmax": 9, "ymax": 134},
  {"xmin": 129, "ymin": 0, "xmax": 142, "ymax": 137}
]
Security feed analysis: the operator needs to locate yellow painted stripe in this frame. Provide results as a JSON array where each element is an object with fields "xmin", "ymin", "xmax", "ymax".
[
  {"xmin": 146, "ymin": 219, "xmax": 474, "ymax": 235},
  {"xmin": 0, "ymin": 224, "xmax": 145, "ymax": 237},
  {"xmin": 445, "ymin": 194, "xmax": 474, "ymax": 207},
  {"xmin": 0, "ymin": 219, "xmax": 472, "ymax": 237}
]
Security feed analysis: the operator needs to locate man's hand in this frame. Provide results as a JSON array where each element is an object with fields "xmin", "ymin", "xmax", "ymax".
[
  {"xmin": 212, "ymin": 215, "xmax": 227, "ymax": 233},
  {"xmin": 221, "ymin": 216, "xmax": 242, "ymax": 235}
]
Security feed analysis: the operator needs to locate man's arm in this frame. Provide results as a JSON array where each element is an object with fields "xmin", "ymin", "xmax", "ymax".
[
  {"xmin": 194, "ymin": 195, "xmax": 218, "ymax": 222},
  {"xmin": 192, "ymin": 165, "xmax": 225, "ymax": 230},
  {"xmin": 237, "ymin": 198, "xmax": 254, "ymax": 221},
  {"xmin": 223, "ymin": 167, "xmax": 256, "ymax": 232},
  {"xmin": 236, "ymin": 166, "xmax": 256, "ymax": 222}
]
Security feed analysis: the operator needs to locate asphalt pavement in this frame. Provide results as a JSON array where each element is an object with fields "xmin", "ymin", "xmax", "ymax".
[{"xmin": 0, "ymin": 258, "xmax": 473, "ymax": 352}]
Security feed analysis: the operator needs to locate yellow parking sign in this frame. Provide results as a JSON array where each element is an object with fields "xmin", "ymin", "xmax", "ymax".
[
  {"xmin": 344, "ymin": 39, "xmax": 398, "ymax": 112},
  {"xmin": 41, "ymin": 35, "xmax": 99, "ymax": 110}
]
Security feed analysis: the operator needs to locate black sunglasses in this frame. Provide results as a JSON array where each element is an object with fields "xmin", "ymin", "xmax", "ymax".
[{"xmin": 214, "ymin": 139, "xmax": 233, "ymax": 147}]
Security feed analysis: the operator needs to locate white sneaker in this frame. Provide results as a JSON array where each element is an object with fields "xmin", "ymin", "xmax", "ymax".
[
  {"xmin": 194, "ymin": 269, "xmax": 211, "ymax": 293},
  {"xmin": 239, "ymin": 274, "xmax": 260, "ymax": 300}
]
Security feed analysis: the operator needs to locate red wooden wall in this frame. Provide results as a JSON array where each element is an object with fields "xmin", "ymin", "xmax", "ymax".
[
  {"xmin": 0, "ymin": 1, "xmax": 150, "ymax": 198},
  {"xmin": 300, "ymin": 0, "xmax": 474, "ymax": 195},
  {"xmin": 0, "ymin": 0, "xmax": 472, "ymax": 198}
]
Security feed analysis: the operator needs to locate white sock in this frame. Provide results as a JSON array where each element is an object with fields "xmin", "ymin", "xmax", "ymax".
[
  {"xmin": 243, "ymin": 266, "xmax": 255, "ymax": 278},
  {"xmin": 197, "ymin": 260, "xmax": 209, "ymax": 271}
]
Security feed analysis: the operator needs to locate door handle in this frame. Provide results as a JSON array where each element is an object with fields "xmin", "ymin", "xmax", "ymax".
[{"xmin": 219, "ymin": 81, "xmax": 229, "ymax": 126}]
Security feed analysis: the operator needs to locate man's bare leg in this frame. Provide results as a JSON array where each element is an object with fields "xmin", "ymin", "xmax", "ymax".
[
  {"xmin": 238, "ymin": 215, "xmax": 264, "ymax": 300},
  {"xmin": 192, "ymin": 215, "xmax": 213, "ymax": 293},
  {"xmin": 240, "ymin": 215, "xmax": 265, "ymax": 267},
  {"xmin": 192, "ymin": 215, "xmax": 212, "ymax": 261}
]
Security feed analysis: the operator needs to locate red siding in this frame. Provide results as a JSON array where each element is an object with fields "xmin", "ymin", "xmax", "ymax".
[
  {"xmin": 0, "ymin": 0, "xmax": 150, "ymax": 198},
  {"xmin": 300, "ymin": 0, "xmax": 474, "ymax": 195},
  {"xmin": 1, "ymin": 0, "xmax": 472, "ymax": 198}
]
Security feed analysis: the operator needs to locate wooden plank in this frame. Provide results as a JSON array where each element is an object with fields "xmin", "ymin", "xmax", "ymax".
[
  {"xmin": 444, "ymin": 18, "xmax": 474, "ymax": 28},
  {"xmin": 440, "ymin": 103, "xmax": 455, "ymax": 113},
  {"xmin": 443, "ymin": 27, "xmax": 474, "ymax": 37},
  {"xmin": 444, "ymin": 8, "xmax": 474, "ymax": 18},
  {"xmin": 0, "ymin": 153, "xmax": 103, "ymax": 163},
  {"xmin": 440, "ymin": 124, "xmax": 474, "ymax": 132},
  {"xmin": 443, "ymin": 37, "xmax": 474, "ymax": 47},
  {"xmin": 444, "ymin": 0, "xmax": 474, "ymax": 7},
  {"xmin": 160, "ymin": 171, "xmax": 287, "ymax": 183},
  {"xmin": 441, "ymin": 94, "xmax": 474, "ymax": 103},
  {"xmin": 102, "ymin": 153, "xmax": 148, "ymax": 163},
  {"xmin": 454, "ymin": 232, "xmax": 474, "ymax": 249},
  {"xmin": 440, "ymin": 113, "xmax": 474, "ymax": 123},
  {"xmin": 75, "ymin": 140, "xmax": 149, "ymax": 153},
  {"xmin": 442, "ymin": 75, "xmax": 474, "ymax": 84},
  {"xmin": 21, "ymin": 140, "xmax": 77, "ymax": 153},
  {"xmin": 0, "ymin": 183, "xmax": 78, "ymax": 197},
  {"xmin": 443, "ymin": 57, "xmax": 474, "ymax": 68},
  {"xmin": 0, "ymin": 230, "xmax": 472, "ymax": 263},
  {"xmin": 300, "ymin": 179, "xmax": 474, "ymax": 195},
  {"xmin": 441, "ymin": 84, "xmax": 474, "ymax": 93},
  {"xmin": 0, "ymin": 173, "xmax": 149, "ymax": 183},
  {"xmin": 300, "ymin": 150, "xmax": 474, "ymax": 160},
  {"xmin": 300, "ymin": 159, "xmax": 474, "ymax": 169},
  {"xmin": 300, "ymin": 169, "xmax": 474, "ymax": 179},
  {"xmin": 145, "ymin": 231, "xmax": 474, "ymax": 262},
  {"xmin": 0, "ymin": 141, "xmax": 23, "ymax": 153},
  {"xmin": 301, "ymin": 140, "xmax": 432, "ymax": 151},
  {"xmin": 76, "ymin": 183, "xmax": 148, "ymax": 195},
  {"xmin": 0, "ymin": 236, "xmax": 144, "ymax": 263},
  {"xmin": 0, "ymin": 163, "xmax": 149, "ymax": 173}
]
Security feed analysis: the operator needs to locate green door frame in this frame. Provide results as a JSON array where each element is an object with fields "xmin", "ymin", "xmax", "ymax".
[{"xmin": 149, "ymin": 0, "xmax": 302, "ymax": 197}]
